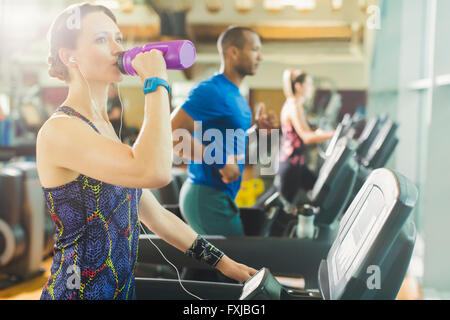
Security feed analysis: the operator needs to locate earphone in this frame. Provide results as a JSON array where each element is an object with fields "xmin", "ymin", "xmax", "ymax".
[
  {"xmin": 135, "ymin": 188, "xmax": 203, "ymax": 300},
  {"xmin": 75, "ymin": 56, "xmax": 203, "ymax": 300}
]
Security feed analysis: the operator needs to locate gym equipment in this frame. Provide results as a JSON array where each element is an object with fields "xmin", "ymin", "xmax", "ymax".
[
  {"xmin": 235, "ymin": 179, "xmax": 265, "ymax": 207},
  {"xmin": 0, "ymin": 167, "xmax": 26, "ymax": 268},
  {"xmin": 117, "ymin": 40, "xmax": 196, "ymax": 75},
  {"xmin": 309, "ymin": 77, "xmax": 342, "ymax": 130},
  {"xmin": 134, "ymin": 115, "xmax": 400, "ymax": 284},
  {"xmin": 355, "ymin": 114, "xmax": 388, "ymax": 162},
  {"xmin": 135, "ymin": 128, "xmax": 405, "ymax": 286},
  {"xmin": 353, "ymin": 116, "xmax": 399, "ymax": 194},
  {"xmin": 0, "ymin": 161, "xmax": 54, "ymax": 288},
  {"xmin": 242, "ymin": 169, "xmax": 417, "ymax": 300},
  {"xmin": 0, "ymin": 144, "xmax": 36, "ymax": 162},
  {"xmin": 253, "ymin": 112, "xmax": 369, "ymax": 212},
  {"xmin": 136, "ymin": 136, "xmax": 360, "ymax": 287},
  {"xmin": 319, "ymin": 112, "xmax": 364, "ymax": 161},
  {"xmin": 255, "ymin": 135, "xmax": 360, "ymax": 238},
  {"xmin": 135, "ymin": 168, "xmax": 418, "ymax": 300},
  {"xmin": 307, "ymin": 136, "xmax": 359, "ymax": 227},
  {"xmin": 360, "ymin": 117, "xmax": 398, "ymax": 170},
  {"xmin": 254, "ymin": 113, "xmax": 399, "ymax": 237}
]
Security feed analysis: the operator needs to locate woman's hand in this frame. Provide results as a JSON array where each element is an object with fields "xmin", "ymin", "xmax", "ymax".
[
  {"xmin": 315, "ymin": 128, "xmax": 335, "ymax": 140},
  {"xmin": 255, "ymin": 103, "xmax": 278, "ymax": 132},
  {"xmin": 131, "ymin": 49, "xmax": 168, "ymax": 83},
  {"xmin": 215, "ymin": 255, "xmax": 258, "ymax": 283}
]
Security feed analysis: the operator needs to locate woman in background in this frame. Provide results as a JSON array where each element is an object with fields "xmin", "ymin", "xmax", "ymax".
[{"xmin": 277, "ymin": 69, "xmax": 334, "ymax": 204}]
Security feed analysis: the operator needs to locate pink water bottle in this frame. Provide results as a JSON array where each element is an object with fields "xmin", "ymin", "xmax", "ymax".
[{"xmin": 117, "ymin": 40, "xmax": 196, "ymax": 75}]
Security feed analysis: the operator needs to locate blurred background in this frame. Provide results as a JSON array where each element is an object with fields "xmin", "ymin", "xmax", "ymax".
[{"xmin": 0, "ymin": 0, "xmax": 449, "ymax": 300}]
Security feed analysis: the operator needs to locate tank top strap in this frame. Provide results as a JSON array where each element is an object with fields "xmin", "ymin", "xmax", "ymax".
[{"xmin": 55, "ymin": 106, "xmax": 100, "ymax": 134}]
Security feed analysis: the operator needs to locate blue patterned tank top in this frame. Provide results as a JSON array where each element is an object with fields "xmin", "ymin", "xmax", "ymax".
[{"xmin": 40, "ymin": 106, "xmax": 142, "ymax": 300}]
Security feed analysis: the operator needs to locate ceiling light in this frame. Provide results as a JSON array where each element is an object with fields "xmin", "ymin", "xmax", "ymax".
[
  {"xmin": 358, "ymin": 0, "xmax": 368, "ymax": 12},
  {"xmin": 205, "ymin": 0, "xmax": 223, "ymax": 13},
  {"xmin": 264, "ymin": 0, "xmax": 316, "ymax": 13},
  {"xmin": 234, "ymin": 0, "xmax": 254, "ymax": 14},
  {"xmin": 119, "ymin": 0, "xmax": 134, "ymax": 13},
  {"xmin": 263, "ymin": 0, "xmax": 283, "ymax": 13},
  {"xmin": 331, "ymin": 0, "xmax": 343, "ymax": 11},
  {"xmin": 94, "ymin": 0, "xmax": 119, "ymax": 10},
  {"xmin": 293, "ymin": 0, "xmax": 316, "ymax": 13}
]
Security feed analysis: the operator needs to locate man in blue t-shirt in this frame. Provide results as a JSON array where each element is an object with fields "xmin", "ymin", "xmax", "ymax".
[{"xmin": 171, "ymin": 26, "xmax": 275, "ymax": 236}]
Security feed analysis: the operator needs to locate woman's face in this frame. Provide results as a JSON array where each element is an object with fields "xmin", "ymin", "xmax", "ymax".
[
  {"xmin": 70, "ymin": 11, "xmax": 124, "ymax": 83},
  {"xmin": 294, "ymin": 75, "xmax": 314, "ymax": 100}
]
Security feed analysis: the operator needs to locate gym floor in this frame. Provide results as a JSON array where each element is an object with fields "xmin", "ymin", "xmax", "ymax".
[
  {"xmin": 0, "ymin": 258, "xmax": 423, "ymax": 300},
  {"xmin": 0, "ymin": 259, "xmax": 52, "ymax": 300}
]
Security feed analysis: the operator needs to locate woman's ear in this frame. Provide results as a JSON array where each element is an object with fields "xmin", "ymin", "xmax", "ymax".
[{"xmin": 59, "ymin": 48, "xmax": 77, "ymax": 67}]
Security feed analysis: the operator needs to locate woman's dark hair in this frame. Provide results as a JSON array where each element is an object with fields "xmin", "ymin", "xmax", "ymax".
[
  {"xmin": 47, "ymin": 2, "xmax": 117, "ymax": 82},
  {"xmin": 291, "ymin": 72, "xmax": 308, "ymax": 95}
]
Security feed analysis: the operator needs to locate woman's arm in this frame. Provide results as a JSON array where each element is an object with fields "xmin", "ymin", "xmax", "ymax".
[
  {"xmin": 138, "ymin": 189, "xmax": 257, "ymax": 282},
  {"xmin": 289, "ymin": 101, "xmax": 334, "ymax": 145},
  {"xmin": 139, "ymin": 189, "xmax": 197, "ymax": 252},
  {"xmin": 37, "ymin": 50, "xmax": 172, "ymax": 189}
]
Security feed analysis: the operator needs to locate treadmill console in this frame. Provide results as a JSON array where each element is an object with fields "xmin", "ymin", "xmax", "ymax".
[
  {"xmin": 311, "ymin": 137, "xmax": 347, "ymax": 200},
  {"xmin": 239, "ymin": 268, "xmax": 283, "ymax": 300}
]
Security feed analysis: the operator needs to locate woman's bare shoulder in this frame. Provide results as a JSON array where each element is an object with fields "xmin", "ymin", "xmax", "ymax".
[
  {"xmin": 36, "ymin": 114, "xmax": 82, "ymax": 187},
  {"xmin": 281, "ymin": 100, "xmax": 295, "ymax": 120},
  {"xmin": 38, "ymin": 113, "xmax": 86, "ymax": 143}
]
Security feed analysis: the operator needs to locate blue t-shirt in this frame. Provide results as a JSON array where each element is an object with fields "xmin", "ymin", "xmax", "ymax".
[{"xmin": 181, "ymin": 73, "xmax": 252, "ymax": 199}]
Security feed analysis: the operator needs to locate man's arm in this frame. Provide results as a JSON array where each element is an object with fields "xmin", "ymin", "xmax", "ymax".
[
  {"xmin": 171, "ymin": 106, "xmax": 206, "ymax": 163},
  {"xmin": 171, "ymin": 106, "xmax": 241, "ymax": 183}
]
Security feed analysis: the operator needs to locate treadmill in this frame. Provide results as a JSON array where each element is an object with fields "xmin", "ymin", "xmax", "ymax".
[
  {"xmin": 0, "ymin": 161, "xmax": 55, "ymax": 288},
  {"xmin": 362, "ymin": 117, "xmax": 398, "ymax": 170},
  {"xmin": 253, "ymin": 112, "xmax": 365, "ymax": 213},
  {"xmin": 137, "ymin": 136, "xmax": 361, "ymax": 288},
  {"xmin": 353, "ymin": 117, "xmax": 399, "ymax": 194},
  {"xmin": 355, "ymin": 115, "xmax": 384, "ymax": 162},
  {"xmin": 136, "ymin": 116, "xmax": 401, "ymax": 285},
  {"xmin": 252, "ymin": 113, "xmax": 395, "ymax": 235},
  {"xmin": 135, "ymin": 168, "xmax": 418, "ymax": 300}
]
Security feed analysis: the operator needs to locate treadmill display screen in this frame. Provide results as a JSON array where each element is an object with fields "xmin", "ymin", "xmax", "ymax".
[
  {"xmin": 311, "ymin": 138, "xmax": 346, "ymax": 200},
  {"xmin": 331, "ymin": 185, "xmax": 389, "ymax": 284},
  {"xmin": 358, "ymin": 118, "xmax": 377, "ymax": 143},
  {"xmin": 324, "ymin": 124, "xmax": 342, "ymax": 158},
  {"xmin": 366, "ymin": 120, "xmax": 393, "ymax": 162}
]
